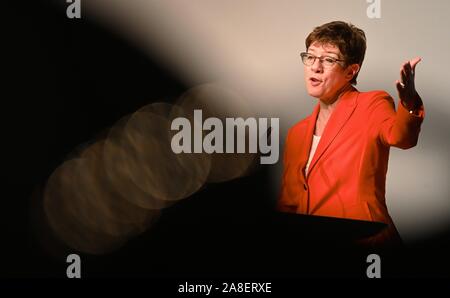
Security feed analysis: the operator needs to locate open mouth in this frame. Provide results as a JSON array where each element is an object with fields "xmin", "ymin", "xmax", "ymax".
[{"xmin": 309, "ymin": 77, "xmax": 322, "ymax": 86}]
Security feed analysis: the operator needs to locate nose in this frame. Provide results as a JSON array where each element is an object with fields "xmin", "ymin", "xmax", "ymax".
[{"xmin": 310, "ymin": 58, "xmax": 323, "ymax": 73}]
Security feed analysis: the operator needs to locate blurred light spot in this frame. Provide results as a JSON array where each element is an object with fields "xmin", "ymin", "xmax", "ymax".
[
  {"xmin": 102, "ymin": 114, "xmax": 171, "ymax": 210},
  {"xmin": 120, "ymin": 103, "xmax": 212, "ymax": 202},
  {"xmin": 174, "ymin": 84, "xmax": 257, "ymax": 182},
  {"xmin": 44, "ymin": 159, "xmax": 130, "ymax": 254}
]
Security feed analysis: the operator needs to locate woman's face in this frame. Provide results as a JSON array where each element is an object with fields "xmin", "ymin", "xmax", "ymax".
[{"xmin": 304, "ymin": 42, "xmax": 357, "ymax": 104}]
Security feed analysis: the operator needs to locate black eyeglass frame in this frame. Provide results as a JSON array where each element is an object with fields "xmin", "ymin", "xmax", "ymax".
[{"xmin": 300, "ymin": 52, "xmax": 346, "ymax": 67}]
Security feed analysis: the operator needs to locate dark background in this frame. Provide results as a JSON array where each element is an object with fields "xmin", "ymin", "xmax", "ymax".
[{"xmin": 2, "ymin": 1, "xmax": 450, "ymax": 291}]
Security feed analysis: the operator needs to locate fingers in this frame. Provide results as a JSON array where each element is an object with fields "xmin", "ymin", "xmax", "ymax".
[
  {"xmin": 405, "ymin": 61, "xmax": 412, "ymax": 82},
  {"xmin": 410, "ymin": 57, "xmax": 422, "ymax": 71},
  {"xmin": 400, "ymin": 61, "xmax": 408, "ymax": 85},
  {"xmin": 399, "ymin": 57, "xmax": 421, "ymax": 83},
  {"xmin": 400, "ymin": 58, "xmax": 419, "ymax": 86},
  {"xmin": 397, "ymin": 57, "xmax": 421, "ymax": 102}
]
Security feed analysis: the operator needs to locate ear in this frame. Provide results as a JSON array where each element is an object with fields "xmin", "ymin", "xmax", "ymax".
[{"xmin": 345, "ymin": 64, "xmax": 360, "ymax": 81}]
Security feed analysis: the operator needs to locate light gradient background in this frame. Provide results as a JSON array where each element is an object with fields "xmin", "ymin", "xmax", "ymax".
[{"xmin": 80, "ymin": 0, "xmax": 450, "ymax": 243}]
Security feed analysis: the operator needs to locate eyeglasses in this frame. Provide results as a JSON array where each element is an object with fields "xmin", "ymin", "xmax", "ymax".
[{"xmin": 300, "ymin": 52, "xmax": 345, "ymax": 68}]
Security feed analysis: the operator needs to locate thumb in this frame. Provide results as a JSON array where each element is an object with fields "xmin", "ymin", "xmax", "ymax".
[{"xmin": 395, "ymin": 80, "xmax": 404, "ymax": 92}]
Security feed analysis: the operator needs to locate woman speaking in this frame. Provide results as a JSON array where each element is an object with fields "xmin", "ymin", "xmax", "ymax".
[{"xmin": 278, "ymin": 21, "xmax": 424, "ymax": 248}]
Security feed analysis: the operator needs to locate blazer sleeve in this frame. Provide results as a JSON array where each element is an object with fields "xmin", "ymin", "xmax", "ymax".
[{"xmin": 369, "ymin": 91, "xmax": 425, "ymax": 149}]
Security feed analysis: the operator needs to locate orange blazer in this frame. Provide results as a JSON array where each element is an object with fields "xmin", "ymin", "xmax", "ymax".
[{"xmin": 278, "ymin": 87, "xmax": 424, "ymax": 237}]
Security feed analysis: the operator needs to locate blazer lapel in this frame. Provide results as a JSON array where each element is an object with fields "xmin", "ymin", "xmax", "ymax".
[
  {"xmin": 306, "ymin": 88, "xmax": 359, "ymax": 177},
  {"xmin": 290, "ymin": 104, "xmax": 320, "ymax": 182}
]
